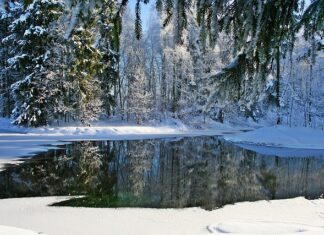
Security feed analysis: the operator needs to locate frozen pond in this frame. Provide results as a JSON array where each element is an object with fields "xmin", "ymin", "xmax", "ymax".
[{"xmin": 0, "ymin": 136, "xmax": 324, "ymax": 210}]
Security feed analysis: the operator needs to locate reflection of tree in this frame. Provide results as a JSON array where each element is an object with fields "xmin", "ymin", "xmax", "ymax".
[
  {"xmin": 158, "ymin": 138, "xmax": 267, "ymax": 209},
  {"xmin": 77, "ymin": 142, "xmax": 104, "ymax": 192},
  {"xmin": 259, "ymin": 168, "xmax": 277, "ymax": 199},
  {"xmin": 235, "ymin": 150, "xmax": 264, "ymax": 201},
  {"xmin": 126, "ymin": 141, "xmax": 154, "ymax": 197},
  {"xmin": 215, "ymin": 146, "xmax": 238, "ymax": 206},
  {"xmin": 0, "ymin": 141, "xmax": 109, "ymax": 197},
  {"xmin": 186, "ymin": 141, "xmax": 214, "ymax": 209},
  {"xmin": 1, "ymin": 137, "xmax": 324, "ymax": 209}
]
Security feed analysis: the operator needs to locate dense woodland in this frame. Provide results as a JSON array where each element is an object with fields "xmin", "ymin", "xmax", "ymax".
[{"xmin": 0, "ymin": 0, "xmax": 323, "ymax": 127}]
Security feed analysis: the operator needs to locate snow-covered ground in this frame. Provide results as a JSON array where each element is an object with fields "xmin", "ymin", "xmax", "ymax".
[
  {"xmin": 0, "ymin": 225, "xmax": 39, "ymax": 235},
  {"xmin": 0, "ymin": 196, "xmax": 323, "ymax": 235},
  {"xmin": 224, "ymin": 125, "xmax": 324, "ymax": 149}
]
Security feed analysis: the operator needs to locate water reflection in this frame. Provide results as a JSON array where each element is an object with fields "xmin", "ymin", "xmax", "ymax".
[{"xmin": 0, "ymin": 137, "xmax": 323, "ymax": 209}]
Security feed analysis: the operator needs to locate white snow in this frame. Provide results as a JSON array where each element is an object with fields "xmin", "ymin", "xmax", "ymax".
[
  {"xmin": 225, "ymin": 125, "xmax": 324, "ymax": 150},
  {"xmin": 12, "ymin": 12, "xmax": 30, "ymax": 25},
  {"xmin": 7, "ymin": 54, "xmax": 27, "ymax": 66},
  {"xmin": 0, "ymin": 196, "xmax": 323, "ymax": 235},
  {"xmin": 24, "ymin": 26, "xmax": 46, "ymax": 36},
  {"xmin": 236, "ymin": 143, "xmax": 324, "ymax": 157},
  {"xmin": 0, "ymin": 225, "xmax": 40, "ymax": 235},
  {"xmin": 208, "ymin": 222, "xmax": 324, "ymax": 234}
]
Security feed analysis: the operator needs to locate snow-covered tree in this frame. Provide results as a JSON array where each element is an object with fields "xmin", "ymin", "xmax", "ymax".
[
  {"xmin": 97, "ymin": 0, "xmax": 120, "ymax": 117},
  {"xmin": 127, "ymin": 67, "xmax": 153, "ymax": 124},
  {"xmin": 9, "ymin": 0, "xmax": 65, "ymax": 127},
  {"xmin": 0, "ymin": 0, "xmax": 322, "ymax": 128},
  {"xmin": 0, "ymin": 0, "xmax": 126, "ymax": 126},
  {"xmin": 279, "ymin": 36, "xmax": 324, "ymax": 128},
  {"xmin": 143, "ymin": 7, "xmax": 162, "ymax": 114},
  {"xmin": 0, "ymin": 0, "xmax": 22, "ymax": 117},
  {"xmin": 67, "ymin": 22, "xmax": 103, "ymax": 125},
  {"xmin": 119, "ymin": 8, "xmax": 155, "ymax": 122}
]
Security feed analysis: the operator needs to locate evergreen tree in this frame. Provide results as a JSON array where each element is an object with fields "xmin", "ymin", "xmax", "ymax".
[
  {"xmin": 67, "ymin": 16, "xmax": 103, "ymax": 125},
  {"xmin": 0, "ymin": 0, "xmax": 22, "ymax": 117},
  {"xmin": 9, "ymin": 0, "xmax": 64, "ymax": 127},
  {"xmin": 97, "ymin": 0, "xmax": 120, "ymax": 117}
]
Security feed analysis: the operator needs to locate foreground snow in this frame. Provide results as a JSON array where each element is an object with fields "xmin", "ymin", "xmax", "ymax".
[
  {"xmin": 208, "ymin": 222, "xmax": 324, "ymax": 234},
  {"xmin": 0, "ymin": 197, "xmax": 323, "ymax": 235},
  {"xmin": 225, "ymin": 125, "xmax": 324, "ymax": 149},
  {"xmin": 0, "ymin": 225, "xmax": 40, "ymax": 235}
]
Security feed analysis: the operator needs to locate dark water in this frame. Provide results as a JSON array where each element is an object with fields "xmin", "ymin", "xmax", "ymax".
[{"xmin": 0, "ymin": 136, "xmax": 324, "ymax": 210}]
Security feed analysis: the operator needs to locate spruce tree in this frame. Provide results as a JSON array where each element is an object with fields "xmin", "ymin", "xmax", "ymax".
[
  {"xmin": 9, "ymin": 0, "xmax": 65, "ymax": 127},
  {"xmin": 97, "ymin": 0, "xmax": 120, "ymax": 117},
  {"xmin": 0, "ymin": 1, "xmax": 22, "ymax": 117},
  {"xmin": 67, "ymin": 15, "xmax": 103, "ymax": 125}
]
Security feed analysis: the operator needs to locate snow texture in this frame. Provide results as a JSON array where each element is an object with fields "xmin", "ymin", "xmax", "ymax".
[
  {"xmin": 208, "ymin": 222, "xmax": 324, "ymax": 234},
  {"xmin": 225, "ymin": 125, "xmax": 324, "ymax": 149},
  {"xmin": 0, "ymin": 196, "xmax": 323, "ymax": 235},
  {"xmin": 0, "ymin": 225, "xmax": 40, "ymax": 235}
]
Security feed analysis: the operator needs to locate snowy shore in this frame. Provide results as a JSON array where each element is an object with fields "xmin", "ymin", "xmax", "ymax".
[
  {"xmin": 0, "ymin": 196, "xmax": 323, "ymax": 235},
  {"xmin": 225, "ymin": 125, "xmax": 324, "ymax": 149}
]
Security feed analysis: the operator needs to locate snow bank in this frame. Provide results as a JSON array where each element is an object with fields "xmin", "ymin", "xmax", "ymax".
[
  {"xmin": 236, "ymin": 143, "xmax": 324, "ymax": 157},
  {"xmin": 0, "ymin": 225, "xmax": 41, "ymax": 235},
  {"xmin": 0, "ymin": 196, "xmax": 323, "ymax": 235},
  {"xmin": 208, "ymin": 222, "xmax": 324, "ymax": 234},
  {"xmin": 225, "ymin": 125, "xmax": 324, "ymax": 150}
]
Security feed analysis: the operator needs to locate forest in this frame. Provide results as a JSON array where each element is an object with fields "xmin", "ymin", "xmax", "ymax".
[{"xmin": 0, "ymin": 0, "xmax": 323, "ymax": 128}]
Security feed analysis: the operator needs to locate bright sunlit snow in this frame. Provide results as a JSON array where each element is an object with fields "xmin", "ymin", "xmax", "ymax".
[
  {"xmin": 0, "ymin": 197, "xmax": 323, "ymax": 235},
  {"xmin": 225, "ymin": 125, "xmax": 324, "ymax": 149}
]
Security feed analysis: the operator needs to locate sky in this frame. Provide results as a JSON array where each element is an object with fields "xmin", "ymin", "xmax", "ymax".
[
  {"xmin": 127, "ymin": 0, "xmax": 312, "ymax": 30},
  {"xmin": 128, "ymin": 0, "xmax": 153, "ymax": 30}
]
